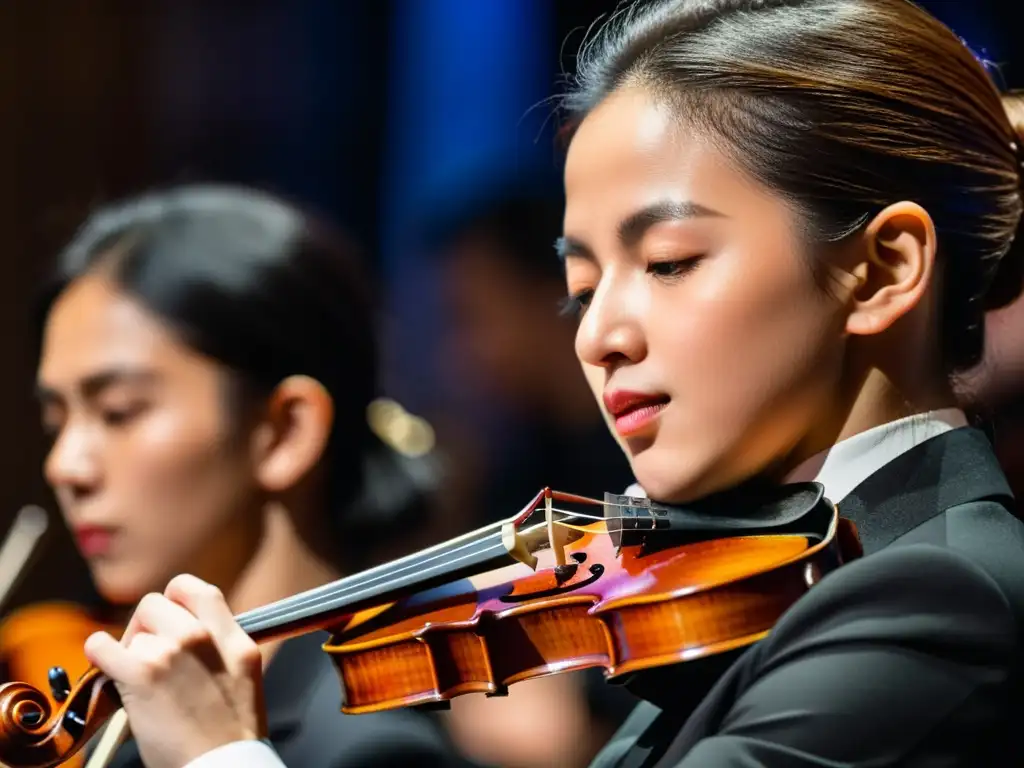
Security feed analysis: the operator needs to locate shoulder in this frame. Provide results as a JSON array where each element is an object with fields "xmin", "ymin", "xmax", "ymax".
[
  {"xmin": 768, "ymin": 540, "xmax": 1018, "ymax": 659},
  {"xmin": 933, "ymin": 499, "xmax": 1024, "ymax": 607},
  {"xmin": 877, "ymin": 498, "xmax": 1024, "ymax": 622}
]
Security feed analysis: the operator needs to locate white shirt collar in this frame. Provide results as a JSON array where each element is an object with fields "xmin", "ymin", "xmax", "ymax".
[
  {"xmin": 781, "ymin": 408, "xmax": 968, "ymax": 502},
  {"xmin": 623, "ymin": 408, "xmax": 968, "ymax": 503}
]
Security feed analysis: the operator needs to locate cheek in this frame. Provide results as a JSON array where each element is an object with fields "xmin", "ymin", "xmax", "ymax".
[
  {"xmin": 582, "ymin": 363, "xmax": 623, "ymax": 450},
  {"xmin": 663, "ymin": 251, "xmax": 836, "ymax": 398},
  {"xmin": 125, "ymin": 409, "xmax": 243, "ymax": 495},
  {"xmin": 638, "ymin": 252, "xmax": 843, "ymax": 498},
  {"xmin": 581, "ymin": 363, "xmax": 603, "ymax": 403},
  {"xmin": 101, "ymin": 411, "xmax": 254, "ymax": 590}
]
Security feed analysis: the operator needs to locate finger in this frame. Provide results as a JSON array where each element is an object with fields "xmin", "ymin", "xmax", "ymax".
[
  {"xmin": 131, "ymin": 592, "xmax": 212, "ymax": 649},
  {"xmin": 164, "ymin": 575, "xmax": 261, "ymax": 676},
  {"xmin": 126, "ymin": 632, "xmax": 182, "ymax": 681},
  {"xmin": 118, "ymin": 598, "xmax": 149, "ymax": 647},
  {"xmin": 118, "ymin": 591, "xmax": 173, "ymax": 647},
  {"xmin": 85, "ymin": 631, "xmax": 144, "ymax": 686}
]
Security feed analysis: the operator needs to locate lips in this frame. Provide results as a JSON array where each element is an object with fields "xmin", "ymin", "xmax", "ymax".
[
  {"xmin": 73, "ymin": 525, "xmax": 117, "ymax": 558},
  {"xmin": 602, "ymin": 390, "xmax": 670, "ymax": 437}
]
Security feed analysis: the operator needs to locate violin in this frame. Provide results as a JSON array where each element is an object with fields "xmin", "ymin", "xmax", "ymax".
[
  {"xmin": 0, "ymin": 603, "xmax": 109, "ymax": 717},
  {"xmin": 0, "ymin": 603, "xmax": 113, "ymax": 768},
  {"xmin": 0, "ymin": 507, "xmax": 122, "ymax": 768},
  {"xmin": 0, "ymin": 482, "xmax": 861, "ymax": 767}
]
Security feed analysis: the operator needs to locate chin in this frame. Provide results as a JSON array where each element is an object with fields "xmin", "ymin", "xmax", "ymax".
[
  {"xmin": 628, "ymin": 442, "xmax": 725, "ymax": 504},
  {"xmin": 91, "ymin": 565, "xmax": 156, "ymax": 607},
  {"xmin": 630, "ymin": 457, "xmax": 698, "ymax": 504}
]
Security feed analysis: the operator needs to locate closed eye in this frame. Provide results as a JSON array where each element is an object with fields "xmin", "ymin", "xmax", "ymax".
[
  {"xmin": 648, "ymin": 257, "xmax": 704, "ymax": 280},
  {"xmin": 100, "ymin": 403, "xmax": 147, "ymax": 428}
]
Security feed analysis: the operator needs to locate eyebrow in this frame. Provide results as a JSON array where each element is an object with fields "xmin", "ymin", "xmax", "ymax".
[
  {"xmin": 556, "ymin": 199, "xmax": 725, "ymax": 262},
  {"xmin": 35, "ymin": 368, "xmax": 159, "ymax": 403}
]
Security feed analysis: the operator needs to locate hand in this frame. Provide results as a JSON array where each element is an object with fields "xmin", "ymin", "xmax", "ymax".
[{"xmin": 85, "ymin": 575, "xmax": 267, "ymax": 768}]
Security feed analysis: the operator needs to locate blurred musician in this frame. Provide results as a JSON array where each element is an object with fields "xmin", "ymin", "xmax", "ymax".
[{"xmin": 29, "ymin": 184, "xmax": 465, "ymax": 767}]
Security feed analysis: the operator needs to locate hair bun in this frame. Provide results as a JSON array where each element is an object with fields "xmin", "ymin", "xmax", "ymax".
[
  {"xmin": 341, "ymin": 400, "xmax": 441, "ymax": 533},
  {"xmin": 349, "ymin": 433, "xmax": 441, "ymax": 527}
]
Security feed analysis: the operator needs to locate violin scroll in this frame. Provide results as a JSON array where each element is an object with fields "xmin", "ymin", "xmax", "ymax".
[{"xmin": 0, "ymin": 668, "xmax": 120, "ymax": 768}]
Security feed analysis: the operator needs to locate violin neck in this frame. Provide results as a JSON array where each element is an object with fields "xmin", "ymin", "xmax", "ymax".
[{"xmin": 235, "ymin": 524, "xmax": 514, "ymax": 643}]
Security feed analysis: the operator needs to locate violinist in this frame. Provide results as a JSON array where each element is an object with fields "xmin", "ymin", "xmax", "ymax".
[
  {"xmin": 33, "ymin": 185, "xmax": 465, "ymax": 767},
  {"xmin": 49, "ymin": 0, "xmax": 1024, "ymax": 766}
]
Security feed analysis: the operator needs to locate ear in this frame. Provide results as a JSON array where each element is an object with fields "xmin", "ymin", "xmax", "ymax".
[
  {"xmin": 844, "ymin": 201, "xmax": 937, "ymax": 337},
  {"xmin": 250, "ymin": 375, "xmax": 334, "ymax": 493}
]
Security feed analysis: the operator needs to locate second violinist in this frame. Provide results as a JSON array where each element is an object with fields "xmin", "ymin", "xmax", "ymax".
[{"xmin": 32, "ymin": 185, "xmax": 466, "ymax": 768}]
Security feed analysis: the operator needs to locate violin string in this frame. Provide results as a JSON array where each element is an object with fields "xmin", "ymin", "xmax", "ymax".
[
  {"xmin": 239, "ymin": 508, "xmax": 595, "ymax": 629},
  {"xmin": 238, "ymin": 496, "xmax": 650, "ymax": 631},
  {"xmin": 240, "ymin": 536, "xmax": 521, "ymax": 634},
  {"xmin": 248, "ymin": 518, "xmax": 617, "ymax": 633},
  {"xmin": 238, "ymin": 530, "xmax": 508, "ymax": 629},
  {"xmin": 236, "ymin": 513, "xmax": 520, "ymax": 627}
]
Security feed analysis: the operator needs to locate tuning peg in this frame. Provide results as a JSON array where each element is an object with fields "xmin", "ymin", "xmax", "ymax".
[{"xmin": 48, "ymin": 666, "xmax": 71, "ymax": 702}]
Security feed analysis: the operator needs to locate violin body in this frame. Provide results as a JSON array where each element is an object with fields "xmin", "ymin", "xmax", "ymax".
[{"xmin": 326, "ymin": 516, "xmax": 843, "ymax": 714}]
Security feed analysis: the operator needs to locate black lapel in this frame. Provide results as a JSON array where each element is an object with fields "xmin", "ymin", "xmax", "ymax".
[
  {"xmin": 617, "ymin": 427, "xmax": 1015, "ymax": 768},
  {"xmin": 838, "ymin": 427, "xmax": 1014, "ymax": 554},
  {"xmin": 262, "ymin": 630, "xmax": 335, "ymax": 743}
]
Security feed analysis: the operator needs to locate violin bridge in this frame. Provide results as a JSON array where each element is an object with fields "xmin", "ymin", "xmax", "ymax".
[
  {"xmin": 545, "ymin": 490, "xmax": 569, "ymax": 567},
  {"xmin": 501, "ymin": 521, "xmax": 538, "ymax": 570}
]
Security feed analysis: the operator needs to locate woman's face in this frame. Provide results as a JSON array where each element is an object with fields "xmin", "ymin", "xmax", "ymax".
[
  {"xmin": 562, "ymin": 87, "xmax": 848, "ymax": 502},
  {"xmin": 37, "ymin": 274, "xmax": 260, "ymax": 605}
]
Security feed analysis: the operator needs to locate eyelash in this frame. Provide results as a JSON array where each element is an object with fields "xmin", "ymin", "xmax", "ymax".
[
  {"xmin": 649, "ymin": 257, "xmax": 703, "ymax": 280},
  {"xmin": 559, "ymin": 257, "xmax": 704, "ymax": 319},
  {"xmin": 102, "ymin": 405, "xmax": 145, "ymax": 427}
]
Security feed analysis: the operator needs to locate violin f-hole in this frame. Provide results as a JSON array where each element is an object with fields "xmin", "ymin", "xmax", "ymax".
[{"xmin": 499, "ymin": 564, "xmax": 605, "ymax": 603}]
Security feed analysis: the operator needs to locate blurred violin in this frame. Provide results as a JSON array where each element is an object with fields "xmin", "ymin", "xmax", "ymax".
[
  {"xmin": 0, "ymin": 508, "xmax": 122, "ymax": 768},
  {"xmin": 0, "ymin": 482, "xmax": 861, "ymax": 767},
  {"xmin": 0, "ymin": 603, "xmax": 108, "ymax": 768}
]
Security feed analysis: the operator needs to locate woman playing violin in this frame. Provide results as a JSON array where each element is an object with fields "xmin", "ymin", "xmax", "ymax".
[
  {"xmin": 33, "ymin": 185, "xmax": 464, "ymax": 767},
  {"xmin": 64, "ymin": 0, "xmax": 1024, "ymax": 766}
]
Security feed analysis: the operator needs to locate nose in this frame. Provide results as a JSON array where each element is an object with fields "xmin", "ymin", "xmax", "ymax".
[
  {"xmin": 44, "ymin": 421, "xmax": 102, "ymax": 503},
  {"xmin": 574, "ymin": 272, "xmax": 648, "ymax": 370}
]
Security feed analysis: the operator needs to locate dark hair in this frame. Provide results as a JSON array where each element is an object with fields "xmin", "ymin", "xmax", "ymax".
[
  {"xmin": 37, "ymin": 183, "xmax": 435, "ymax": 557},
  {"xmin": 563, "ymin": 0, "xmax": 1024, "ymax": 372}
]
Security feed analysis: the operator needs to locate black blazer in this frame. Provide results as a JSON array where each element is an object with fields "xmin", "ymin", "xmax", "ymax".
[
  {"xmin": 590, "ymin": 426, "xmax": 1024, "ymax": 767},
  {"xmin": 100, "ymin": 630, "xmax": 469, "ymax": 768}
]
